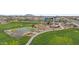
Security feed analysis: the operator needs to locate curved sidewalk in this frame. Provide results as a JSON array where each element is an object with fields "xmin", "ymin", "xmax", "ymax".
[{"xmin": 26, "ymin": 30, "xmax": 53, "ymax": 45}]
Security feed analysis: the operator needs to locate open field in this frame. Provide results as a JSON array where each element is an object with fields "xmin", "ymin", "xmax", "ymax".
[{"xmin": 31, "ymin": 28, "xmax": 79, "ymax": 45}]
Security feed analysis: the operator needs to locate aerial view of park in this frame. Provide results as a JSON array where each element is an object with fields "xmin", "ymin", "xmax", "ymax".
[{"xmin": 0, "ymin": 15, "xmax": 79, "ymax": 45}]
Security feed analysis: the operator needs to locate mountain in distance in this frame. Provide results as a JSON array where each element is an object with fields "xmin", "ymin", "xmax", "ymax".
[{"xmin": 25, "ymin": 14, "xmax": 35, "ymax": 16}]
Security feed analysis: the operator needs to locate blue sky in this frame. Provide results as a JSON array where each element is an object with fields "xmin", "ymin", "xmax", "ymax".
[{"xmin": 0, "ymin": 0, "xmax": 79, "ymax": 15}]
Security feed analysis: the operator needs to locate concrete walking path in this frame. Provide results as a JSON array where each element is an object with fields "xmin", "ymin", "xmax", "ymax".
[
  {"xmin": 26, "ymin": 30, "xmax": 53, "ymax": 45},
  {"xmin": 59, "ymin": 23, "xmax": 64, "ymax": 29}
]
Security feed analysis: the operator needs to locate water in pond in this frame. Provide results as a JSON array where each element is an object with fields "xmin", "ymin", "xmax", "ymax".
[{"xmin": 5, "ymin": 27, "xmax": 36, "ymax": 38}]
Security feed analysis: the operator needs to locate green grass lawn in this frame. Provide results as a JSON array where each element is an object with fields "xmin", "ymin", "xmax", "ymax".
[
  {"xmin": 0, "ymin": 21, "xmax": 39, "ymax": 30},
  {"xmin": 31, "ymin": 28, "xmax": 79, "ymax": 45},
  {"xmin": 0, "ymin": 32, "xmax": 30, "ymax": 45},
  {"xmin": 0, "ymin": 21, "xmax": 39, "ymax": 45}
]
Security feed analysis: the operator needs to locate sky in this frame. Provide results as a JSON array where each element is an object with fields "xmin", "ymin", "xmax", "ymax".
[{"xmin": 0, "ymin": 0, "xmax": 79, "ymax": 16}]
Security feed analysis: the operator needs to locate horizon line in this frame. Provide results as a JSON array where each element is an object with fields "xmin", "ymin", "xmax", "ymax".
[{"xmin": 0, "ymin": 14, "xmax": 79, "ymax": 16}]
